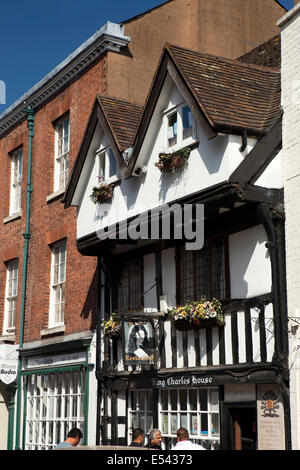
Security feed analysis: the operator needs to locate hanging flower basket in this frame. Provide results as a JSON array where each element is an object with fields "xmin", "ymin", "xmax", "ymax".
[
  {"xmin": 155, "ymin": 147, "xmax": 191, "ymax": 173},
  {"xmin": 168, "ymin": 299, "xmax": 224, "ymax": 331},
  {"xmin": 90, "ymin": 176, "xmax": 116, "ymax": 205},
  {"xmin": 102, "ymin": 314, "xmax": 122, "ymax": 340}
]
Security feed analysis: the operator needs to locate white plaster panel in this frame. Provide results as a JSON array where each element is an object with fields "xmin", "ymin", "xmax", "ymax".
[{"xmin": 229, "ymin": 225, "xmax": 271, "ymax": 299}]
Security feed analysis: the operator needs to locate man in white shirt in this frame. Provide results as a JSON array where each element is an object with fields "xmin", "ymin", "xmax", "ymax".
[{"xmin": 171, "ymin": 427, "xmax": 206, "ymax": 450}]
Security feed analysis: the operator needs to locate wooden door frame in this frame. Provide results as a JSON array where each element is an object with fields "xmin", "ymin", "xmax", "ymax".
[{"xmin": 220, "ymin": 401, "xmax": 257, "ymax": 450}]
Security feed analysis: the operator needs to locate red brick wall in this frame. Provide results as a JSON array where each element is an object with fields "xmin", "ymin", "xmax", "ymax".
[{"xmin": 0, "ymin": 57, "xmax": 107, "ymax": 343}]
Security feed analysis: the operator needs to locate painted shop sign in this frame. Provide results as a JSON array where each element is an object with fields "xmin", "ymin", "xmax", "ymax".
[
  {"xmin": 123, "ymin": 321, "xmax": 155, "ymax": 365},
  {"xmin": 257, "ymin": 384, "xmax": 285, "ymax": 450},
  {"xmin": 25, "ymin": 351, "xmax": 86, "ymax": 369},
  {"xmin": 0, "ymin": 359, "xmax": 18, "ymax": 384},
  {"xmin": 153, "ymin": 374, "xmax": 215, "ymax": 389}
]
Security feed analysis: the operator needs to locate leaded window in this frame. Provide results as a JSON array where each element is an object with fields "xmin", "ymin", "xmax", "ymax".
[{"xmin": 177, "ymin": 236, "xmax": 229, "ymax": 305}]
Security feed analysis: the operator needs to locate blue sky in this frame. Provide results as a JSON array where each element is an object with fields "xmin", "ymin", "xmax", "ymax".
[{"xmin": 0, "ymin": 0, "xmax": 294, "ymax": 112}]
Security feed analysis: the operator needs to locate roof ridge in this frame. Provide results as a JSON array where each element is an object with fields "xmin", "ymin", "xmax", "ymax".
[
  {"xmin": 166, "ymin": 43, "xmax": 281, "ymax": 75},
  {"xmin": 97, "ymin": 94, "xmax": 143, "ymax": 110}
]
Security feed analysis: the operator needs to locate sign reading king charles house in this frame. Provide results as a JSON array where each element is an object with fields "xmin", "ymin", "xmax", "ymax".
[{"xmin": 0, "ymin": 360, "xmax": 18, "ymax": 384}]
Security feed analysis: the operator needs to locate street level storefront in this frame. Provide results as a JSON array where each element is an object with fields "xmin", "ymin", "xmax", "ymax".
[
  {"xmin": 17, "ymin": 334, "xmax": 95, "ymax": 450},
  {"xmin": 106, "ymin": 365, "xmax": 287, "ymax": 450}
]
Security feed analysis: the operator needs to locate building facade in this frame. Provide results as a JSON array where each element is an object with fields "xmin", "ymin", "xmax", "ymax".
[
  {"xmin": 278, "ymin": 2, "xmax": 300, "ymax": 451},
  {"xmin": 65, "ymin": 43, "xmax": 289, "ymax": 450},
  {"xmin": 0, "ymin": 0, "xmax": 287, "ymax": 450}
]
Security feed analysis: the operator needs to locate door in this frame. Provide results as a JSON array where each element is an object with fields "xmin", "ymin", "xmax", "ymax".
[{"xmin": 221, "ymin": 402, "xmax": 257, "ymax": 450}]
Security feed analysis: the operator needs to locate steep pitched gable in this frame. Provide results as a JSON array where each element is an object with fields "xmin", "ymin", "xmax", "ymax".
[
  {"xmin": 64, "ymin": 95, "xmax": 143, "ymax": 207},
  {"xmin": 125, "ymin": 43, "xmax": 282, "ymax": 178}
]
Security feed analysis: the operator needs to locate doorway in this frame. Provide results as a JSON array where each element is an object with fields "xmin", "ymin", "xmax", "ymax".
[{"xmin": 221, "ymin": 402, "xmax": 257, "ymax": 450}]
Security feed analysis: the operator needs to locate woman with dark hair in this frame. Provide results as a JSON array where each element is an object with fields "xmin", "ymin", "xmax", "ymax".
[{"xmin": 127, "ymin": 323, "xmax": 151, "ymax": 359}]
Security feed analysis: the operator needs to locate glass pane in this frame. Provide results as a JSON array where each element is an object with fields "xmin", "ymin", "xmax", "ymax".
[
  {"xmin": 108, "ymin": 148, "xmax": 116, "ymax": 177},
  {"xmin": 170, "ymin": 390, "xmax": 177, "ymax": 410},
  {"xmin": 200, "ymin": 414, "xmax": 208, "ymax": 435},
  {"xmin": 161, "ymin": 413, "xmax": 168, "ymax": 433},
  {"xmin": 190, "ymin": 414, "xmax": 198, "ymax": 435},
  {"xmin": 146, "ymin": 414, "xmax": 153, "ymax": 434},
  {"xmin": 189, "ymin": 389, "xmax": 197, "ymax": 411},
  {"xmin": 180, "ymin": 413, "xmax": 187, "ymax": 429},
  {"xmin": 168, "ymin": 112, "xmax": 177, "ymax": 146},
  {"xmin": 211, "ymin": 413, "xmax": 220, "ymax": 436},
  {"xmin": 199, "ymin": 389, "xmax": 207, "ymax": 411},
  {"xmin": 171, "ymin": 413, "xmax": 177, "ymax": 434},
  {"xmin": 210, "ymin": 390, "xmax": 219, "ymax": 412},
  {"xmin": 131, "ymin": 392, "xmax": 136, "ymax": 411},
  {"xmin": 161, "ymin": 390, "xmax": 168, "ymax": 410},
  {"xmin": 179, "ymin": 389, "xmax": 187, "ymax": 410}
]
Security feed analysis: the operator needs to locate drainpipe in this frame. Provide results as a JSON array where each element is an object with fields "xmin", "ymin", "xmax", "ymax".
[{"xmin": 15, "ymin": 105, "xmax": 35, "ymax": 450}]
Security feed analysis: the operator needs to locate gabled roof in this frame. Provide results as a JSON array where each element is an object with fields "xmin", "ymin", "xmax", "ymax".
[
  {"xmin": 63, "ymin": 94, "xmax": 143, "ymax": 207},
  {"xmin": 166, "ymin": 44, "xmax": 281, "ymax": 134},
  {"xmin": 237, "ymin": 35, "xmax": 281, "ymax": 69},
  {"xmin": 64, "ymin": 41, "xmax": 282, "ymax": 206},
  {"xmin": 99, "ymin": 96, "xmax": 143, "ymax": 152},
  {"xmin": 125, "ymin": 43, "xmax": 282, "ymax": 178}
]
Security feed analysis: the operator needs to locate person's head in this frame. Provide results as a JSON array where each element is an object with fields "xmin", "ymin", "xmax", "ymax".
[
  {"xmin": 132, "ymin": 428, "xmax": 144, "ymax": 444},
  {"xmin": 66, "ymin": 427, "xmax": 83, "ymax": 446},
  {"xmin": 149, "ymin": 429, "xmax": 162, "ymax": 447},
  {"xmin": 128, "ymin": 324, "xmax": 149, "ymax": 352},
  {"xmin": 176, "ymin": 427, "xmax": 189, "ymax": 442}
]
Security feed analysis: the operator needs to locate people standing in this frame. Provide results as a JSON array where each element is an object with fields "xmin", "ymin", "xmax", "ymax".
[
  {"xmin": 171, "ymin": 428, "xmax": 206, "ymax": 450},
  {"xmin": 145, "ymin": 429, "xmax": 163, "ymax": 449},
  {"xmin": 130, "ymin": 428, "xmax": 145, "ymax": 447},
  {"xmin": 56, "ymin": 427, "xmax": 83, "ymax": 448}
]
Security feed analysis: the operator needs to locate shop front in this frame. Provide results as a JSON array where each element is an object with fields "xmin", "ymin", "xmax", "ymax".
[
  {"xmin": 18, "ymin": 334, "xmax": 95, "ymax": 450},
  {"xmin": 107, "ymin": 369, "xmax": 287, "ymax": 450}
]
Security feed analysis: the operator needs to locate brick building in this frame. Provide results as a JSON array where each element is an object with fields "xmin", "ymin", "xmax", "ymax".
[{"xmin": 0, "ymin": 0, "xmax": 286, "ymax": 450}]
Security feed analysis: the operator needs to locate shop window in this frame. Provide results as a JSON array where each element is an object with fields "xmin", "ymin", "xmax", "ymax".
[
  {"xmin": 9, "ymin": 148, "xmax": 23, "ymax": 215},
  {"xmin": 128, "ymin": 390, "xmax": 153, "ymax": 441},
  {"xmin": 159, "ymin": 388, "xmax": 220, "ymax": 450},
  {"xmin": 177, "ymin": 236, "xmax": 229, "ymax": 305},
  {"xmin": 24, "ymin": 369, "xmax": 85, "ymax": 450},
  {"xmin": 3, "ymin": 259, "xmax": 18, "ymax": 334},
  {"xmin": 116, "ymin": 258, "xmax": 143, "ymax": 314},
  {"xmin": 54, "ymin": 115, "xmax": 70, "ymax": 192}
]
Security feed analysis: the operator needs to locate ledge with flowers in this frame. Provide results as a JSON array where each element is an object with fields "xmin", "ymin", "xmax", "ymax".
[
  {"xmin": 90, "ymin": 175, "xmax": 120, "ymax": 205},
  {"xmin": 167, "ymin": 298, "xmax": 224, "ymax": 331},
  {"xmin": 102, "ymin": 313, "xmax": 122, "ymax": 340}
]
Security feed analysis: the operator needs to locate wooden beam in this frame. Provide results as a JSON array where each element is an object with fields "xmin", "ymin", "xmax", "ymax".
[{"xmin": 229, "ymin": 116, "xmax": 282, "ymax": 186}]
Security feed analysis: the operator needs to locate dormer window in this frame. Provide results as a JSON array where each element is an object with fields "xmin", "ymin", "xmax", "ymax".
[
  {"xmin": 165, "ymin": 104, "xmax": 195, "ymax": 149},
  {"xmin": 97, "ymin": 146, "xmax": 117, "ymax": 183}
]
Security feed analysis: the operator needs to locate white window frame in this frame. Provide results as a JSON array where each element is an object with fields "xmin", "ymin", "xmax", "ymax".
[
  {"xmin": 9, "ymin": 148, "xmax": 23, "ymax": 215},
  {"xmin": 49, "ymin": 240, "xmax": 67, "ymax": 327},
  {"xmin": 128, "ymin": 389, "xmax": 153, "ymax": 442},
  {"xmin": 54, "ymin": 116, "xmax": 70, "ymax": 192},
  {"xmin": 3, "ymin": 259, "xmax": 19, "ymax": 334},
  {"xmin": 164, "ymin": 103, "xmax": 196, "ymax": 151},
  {"xmin": 24, "ymin": 370, "xmax": 85, "ymax": 450},
  {"xmin": 95, "ymin": 146, "xmax": 118, "ymax": 185},
  {"xmin": 158, "ymin": 387, "xmax": 220, "ymax": 450}
]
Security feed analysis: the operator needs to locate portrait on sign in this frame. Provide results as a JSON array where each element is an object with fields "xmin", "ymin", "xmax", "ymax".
[{"xmin": 123, "ymin": 320, "xmax": 155, "ymax": 365}]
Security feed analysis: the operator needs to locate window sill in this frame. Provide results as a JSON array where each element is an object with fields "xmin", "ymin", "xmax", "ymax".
[
  {"xmin": 164, "ymin": 139, "xmax": 199, "ymax": 155},
  {"xmin": 0, "ymin": 333, "xmax": 16, "ymax": 343},
  {"xmin": 100, "ymin": 175, "xmax": 120, "ymax": 185},
  {"xmin": 46, "ymin": 189, "xmax": 65, "ymax": 204},
  {"xmin": 3, "ymin": 211, "xmax": 22, "ymax": 224},
  {"xmin": 40, "ymin": 324, "xmax": 65, "ymax": 337}
]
